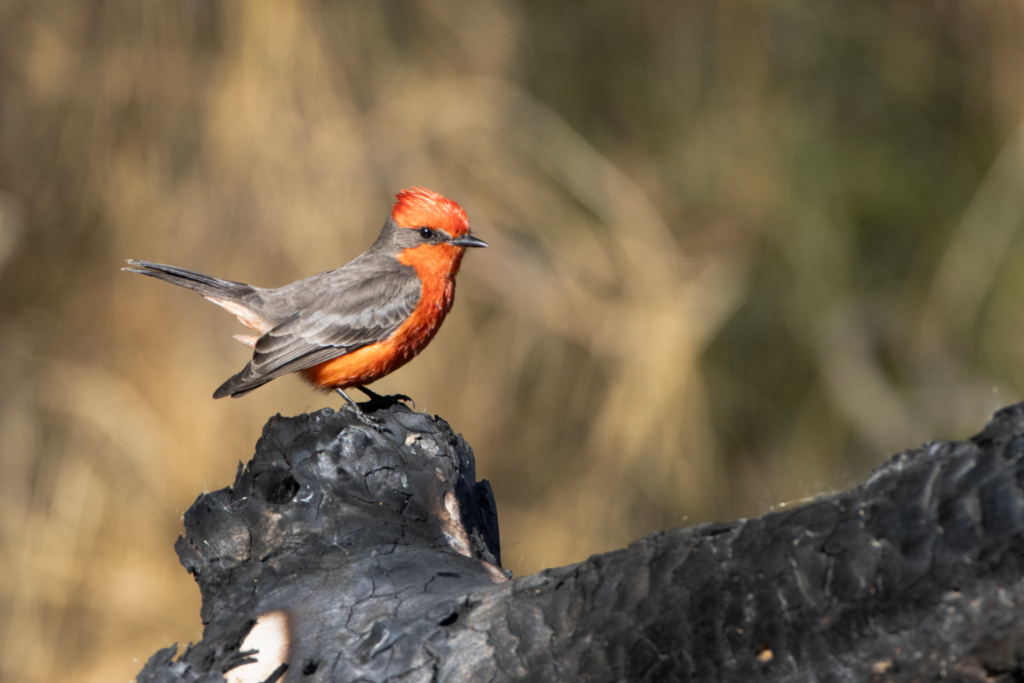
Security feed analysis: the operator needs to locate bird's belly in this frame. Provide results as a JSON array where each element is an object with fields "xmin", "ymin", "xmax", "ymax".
[{"xmin": 300, "ymin": 339, "xmax": 415, "ymax": 390}]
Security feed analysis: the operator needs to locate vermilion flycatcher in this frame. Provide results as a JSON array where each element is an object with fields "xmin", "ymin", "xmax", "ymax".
[{"xmin": 124, "ymin": 187, "xmax": 486, "ymax": 410}]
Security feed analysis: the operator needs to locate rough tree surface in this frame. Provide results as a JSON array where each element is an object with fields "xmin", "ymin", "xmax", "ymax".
[{"xmin": 137, "ymin": 401, "xmax": 1024, "ymax": 683}]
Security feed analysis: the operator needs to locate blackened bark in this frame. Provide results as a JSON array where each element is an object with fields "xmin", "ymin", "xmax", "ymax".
[{"xmin": 138, "ymin": 402, "xmax": 1024, "ymax": 683}]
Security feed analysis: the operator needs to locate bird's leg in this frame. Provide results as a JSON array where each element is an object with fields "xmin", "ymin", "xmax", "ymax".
[
  {"xmin": 336, "ymin": 388, "xmax": 360, "ymax": 410},
  {"xmin": 335, "ymin": 388, "xmax": 386, "ymax": 430},
  {"xmin": 355, "ymin": 385, "xmax": 415, "ymax": 409}
]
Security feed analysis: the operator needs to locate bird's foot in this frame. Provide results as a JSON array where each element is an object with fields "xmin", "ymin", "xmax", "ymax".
[
  {"xmin": 354, "ymin": 386, "xmax": 415, "ymax": 410},
  {"xmin": 336, "ymin": 388, "xmax": 388, "ymax": 431}
]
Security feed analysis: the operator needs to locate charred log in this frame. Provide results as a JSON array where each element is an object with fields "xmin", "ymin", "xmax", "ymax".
[{"xmin": 138, "ymin": 402, "xmax": 1024, "ymax": 682}]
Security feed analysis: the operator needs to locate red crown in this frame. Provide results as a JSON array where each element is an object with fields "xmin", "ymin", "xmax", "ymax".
[{"xmin": 391, "ymin": 187, "xmax": 469, "ymax": 236}]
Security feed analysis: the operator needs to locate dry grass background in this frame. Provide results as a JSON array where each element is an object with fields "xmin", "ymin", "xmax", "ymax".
[{"xmin": 1, "ymin": 1, "xmax": 1024, "ymax": 681}]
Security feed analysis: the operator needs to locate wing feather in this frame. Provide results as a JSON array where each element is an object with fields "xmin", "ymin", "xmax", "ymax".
[{"xmin": 213, "ymin": 264, "xmax": 421, "ymax": 398}]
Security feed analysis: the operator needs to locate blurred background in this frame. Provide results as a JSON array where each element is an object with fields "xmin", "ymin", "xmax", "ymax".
[{"xmin": 1, "ymin": 1, "xmax": 1023, "ymax": 680}]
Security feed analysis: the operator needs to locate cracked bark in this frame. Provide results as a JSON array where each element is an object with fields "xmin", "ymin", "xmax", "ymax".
[{"xmin": 138, "ymin": 402, "xmax": 1024, "ymax": 682}]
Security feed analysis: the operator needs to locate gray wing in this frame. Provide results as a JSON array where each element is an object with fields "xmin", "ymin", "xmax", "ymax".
[{"xmin": 214, "ymin": 265, "xmax": 421, "ymax": 398}]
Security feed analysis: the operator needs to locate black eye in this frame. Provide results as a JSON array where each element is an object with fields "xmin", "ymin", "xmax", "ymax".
[{"xmin": 418, "ymin": 227, "xmax": 434, "ymax": 240}]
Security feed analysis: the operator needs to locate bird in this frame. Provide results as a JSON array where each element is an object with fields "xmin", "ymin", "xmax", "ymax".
[{"xmin": 124, "ymin": 187, "xmax": 487, "ymax": 415}]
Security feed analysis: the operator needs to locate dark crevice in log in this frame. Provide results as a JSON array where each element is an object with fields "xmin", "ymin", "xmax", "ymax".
[{"xmin": 138, "ymin": 402, "xmax": 1024, "ymax": 682}]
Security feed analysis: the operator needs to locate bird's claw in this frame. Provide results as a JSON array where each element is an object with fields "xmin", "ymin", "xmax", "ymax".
[
  {"xmin": 336, "ymin": 387, "xmax": 410, "ymax": 433},
  {"xmin": 354, "ymin": 386, "xmax": 415, "ymax": 409},
  {"xmin": 341, "ymin": 402, "xmax": 388, "ymax": 432}
]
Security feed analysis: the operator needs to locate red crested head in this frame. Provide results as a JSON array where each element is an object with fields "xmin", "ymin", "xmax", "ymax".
[{"xmin": 391, "ymin": 187, "xmax": 470, "ymax": 237}]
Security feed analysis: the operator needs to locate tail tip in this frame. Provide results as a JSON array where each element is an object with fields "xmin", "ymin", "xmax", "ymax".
[{"xmin": 122, "ymin": 259, "xmax": 151, "ymax": 274}]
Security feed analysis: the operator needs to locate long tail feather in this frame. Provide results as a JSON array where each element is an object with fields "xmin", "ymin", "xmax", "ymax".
[{"xmin": 123, "ymin": 259, "xmax": 255, "ymax": 300}]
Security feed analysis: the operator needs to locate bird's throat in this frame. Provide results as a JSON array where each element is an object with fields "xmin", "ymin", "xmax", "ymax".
[{"xmin": 397, "ymin": 243, "xmax": 464, "ymax": 283}]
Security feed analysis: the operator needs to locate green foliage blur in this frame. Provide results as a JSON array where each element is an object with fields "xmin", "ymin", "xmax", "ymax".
[{"xmin": 1, "ymin": 1, "xmax": 1022, "ymax": 681}]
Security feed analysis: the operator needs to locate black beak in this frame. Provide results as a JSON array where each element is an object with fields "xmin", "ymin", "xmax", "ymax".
[{"xmin": 449, "ymin": 234, "xmax": 488, "ymax": 248}]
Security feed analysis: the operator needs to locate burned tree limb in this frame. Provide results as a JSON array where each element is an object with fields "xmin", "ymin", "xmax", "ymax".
[{"xmin": 138, "ymin": 402, "xmax": 1024, "ymax": 682}]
